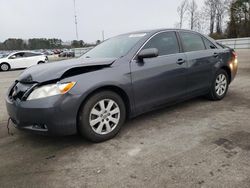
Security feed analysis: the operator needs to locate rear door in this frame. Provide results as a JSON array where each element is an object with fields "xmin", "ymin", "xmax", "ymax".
[
  {"xmin": 24, "ymin": 52, "xmax": 39, "ymax": 67},
  {"xmin": 131, "ymin": 31, "xmax": 188, "ymax": 114},
  {"xmin": 178, "ymin": 31, "xmax": 218, "ymax": 95}
]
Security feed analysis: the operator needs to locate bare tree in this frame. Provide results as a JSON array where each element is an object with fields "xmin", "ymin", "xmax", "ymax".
[
  {"xmin": 215, "ymin": 0, "xmax": 223, "ymax": 33},
  {"xmin": 215, "ymin": 0, "xmax": 231, "ymax": 34},
  {"xmin": 194, "ymin": 11, "xmax": 207, "ymax": 33},
  {"xmin": 203, "ymin": 0, "xmax": 217, "ymax": 34},
  {"xmin": 174, "ymin": 22, "xmax": 181, "ymax": 29},
  {"xmin": 188, "ymin": 0, "xmax": 198, "ymax": 30},
  {"xmin": 177, "ymin": 0, "xmax": 189, "ymax": 29},
  {"xmin": 202, "ymin": 0, "xmax": 232, "ymax": 35}
]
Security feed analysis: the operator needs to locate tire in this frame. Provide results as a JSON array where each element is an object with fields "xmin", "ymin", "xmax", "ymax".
[
  {"xmin": 0, "ymin": 63, "xmax": 10, "ymax": 71},
  {"xmin": 207, "ymin": 69, "xmax": 229, "ymax": 101},
  {"xmin": 37, "ymin": 61, "xmax": 45, "ymax": 64},
  {"xmin": 78, "ymin": 90, "xmax": 126, "ymax": 142}
]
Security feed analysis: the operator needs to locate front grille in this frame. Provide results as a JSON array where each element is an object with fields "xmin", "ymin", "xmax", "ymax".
[{"xmin": 9, "ymin": 82, "xmax": 36, "ymax": 101}]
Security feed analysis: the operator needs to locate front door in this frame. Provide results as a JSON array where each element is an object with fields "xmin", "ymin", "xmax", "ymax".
[
  {"xmin": 131, "ymin": 31, "xmax": 188, "ymax": 114},
  {"xmin": 8, "ymin": 52, "xmax": 26, "ymax": 69}
]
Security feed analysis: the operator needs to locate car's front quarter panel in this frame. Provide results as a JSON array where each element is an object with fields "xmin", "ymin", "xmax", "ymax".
[
  {"xmin": 0, "ymin": 57, "xmax": 10, "ymax": 67},
  {"xmin": 61, "ymin": 59, "xmax": 135, "ymax": 116}
]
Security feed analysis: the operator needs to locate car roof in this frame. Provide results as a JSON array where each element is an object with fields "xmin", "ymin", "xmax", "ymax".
[
  {"xmin": 118, "ymin": 28, "xmax": 205, "ymax": 38},
  {"xmin": 10, "ymin": 51, "xmax": 43, "ymax": 55},
  {"xmin": 12, "ymin": 51, "xmax": 41, "ymax": 53}
]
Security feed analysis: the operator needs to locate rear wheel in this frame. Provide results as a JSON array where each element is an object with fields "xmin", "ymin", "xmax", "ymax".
[
  {"xmin": 207, "ymin": 69, "xmax": 229, "ymax": 100},
  {"xmin": 37, "ymin": 61, "xmax": 45, "ymax": 64},
  {"xmin": 78, "ymin": 91, "xmax": 126, "ymax": 142},
  {"xmin": 0, "ymin": 63, "xmax": 10, "ymax": 71}
]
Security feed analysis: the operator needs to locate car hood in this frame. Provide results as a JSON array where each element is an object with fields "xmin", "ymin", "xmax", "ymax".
[{"xmin": 18, "ymin": 58, "xmax": 117, "ymax": 83}]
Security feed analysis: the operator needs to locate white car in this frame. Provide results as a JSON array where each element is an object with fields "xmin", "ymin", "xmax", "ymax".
[{"xmin": 0, "ymin": 51, "xmax": 48, "ymax": 71}]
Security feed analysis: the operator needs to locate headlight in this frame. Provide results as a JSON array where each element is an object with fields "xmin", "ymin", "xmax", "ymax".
[{"xmin": 27, "ymin": 82, "xmax": 76, "ymax": 101}]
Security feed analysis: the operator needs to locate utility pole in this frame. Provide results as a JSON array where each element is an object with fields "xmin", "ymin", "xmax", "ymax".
[
  {"xmin": 102, "ymin": 30, "xmax": 105, "ymax": 41},
  {"xmin": 73, "ymin": 0, "xmax": 79, "ymax": 40}
]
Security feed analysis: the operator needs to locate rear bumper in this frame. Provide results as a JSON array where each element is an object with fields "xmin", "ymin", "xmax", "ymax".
[{"xmin": 5, "ymin": 94, "xmax": 81, "ymax": 136}]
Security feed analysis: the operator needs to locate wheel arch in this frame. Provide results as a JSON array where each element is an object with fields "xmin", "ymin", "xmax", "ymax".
[
  {"xmin": 220, "ymin": 66, "xmax": 231, "ymax": 84},
  {"xmin": 37, "ymin": 61, "xmax": 45, "ymax": 64},
  {"xmin": 77, "ymin": 85, "xmax": 131, "ymax": 124}
]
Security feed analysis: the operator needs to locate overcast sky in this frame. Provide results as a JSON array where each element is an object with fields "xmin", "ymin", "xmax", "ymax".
[{"xmin": 0, "ymin": 0, "xmax": 205, "ymax": 43}]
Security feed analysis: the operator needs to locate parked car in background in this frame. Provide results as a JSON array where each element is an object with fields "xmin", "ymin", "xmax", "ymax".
[
  {"xmin": 59, "ymin": 50, "xmax": 75, "ymax": 57},
  {"xmin": 5, "ymin": 29, "xmax": 238, "ymax": 142},
  {"xmin": 0, "ymin": 51, "xmax": 48, "ymax": 71},
  {"xmin": 41, "ymin": 50, "xmax": 54, "ymax": 56},
  {"xmin": 53, "ymin": 49, "xmax": 62, "ymax": 55}
]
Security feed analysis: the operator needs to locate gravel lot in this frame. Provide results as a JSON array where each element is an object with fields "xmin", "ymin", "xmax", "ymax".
[{"xmin": 0, "ymin": 50, "xmax": 250, "ymax": 188}]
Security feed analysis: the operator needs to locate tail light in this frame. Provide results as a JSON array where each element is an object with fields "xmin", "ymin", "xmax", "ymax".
[
  {"xmin": 230, "ymin": 51, "xmax": 238, "ymax": 71},
  {"xmin": 232, "ymin": 51, "xmax": 237, "ymax": 60},
  {"xmin": 232, "ymin": 51, "xmax": 238, "ymax": 64}
]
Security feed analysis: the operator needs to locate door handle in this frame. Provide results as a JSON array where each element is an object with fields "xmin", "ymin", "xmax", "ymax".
[
  {"xmin": 176, "ymin": 59, "xmax": 185, "ymax": 65},
  {"xmin": 213, "ymin": 53, "xmax": 219, "ymax": 58}
]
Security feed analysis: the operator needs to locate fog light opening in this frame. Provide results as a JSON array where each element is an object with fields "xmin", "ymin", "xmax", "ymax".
[{"xmin": 32, "ymin": 124, "xmax": 48, "ymax": 131}]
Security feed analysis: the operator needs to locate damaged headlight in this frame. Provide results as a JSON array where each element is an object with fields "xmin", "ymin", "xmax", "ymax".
[{"xmin": 27, "ymin": 82, "xmax": 76, "ymax": 101}]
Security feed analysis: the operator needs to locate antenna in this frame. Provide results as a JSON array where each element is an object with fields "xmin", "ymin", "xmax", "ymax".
[{"xmin": 73, "ymin": 0, "xmax": 79, "ymax": 40}]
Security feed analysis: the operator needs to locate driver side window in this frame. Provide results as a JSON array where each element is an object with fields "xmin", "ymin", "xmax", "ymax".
[
  {"xmin": 142, "ymin": 32, "xmax": 180, "ymax": 56},
  {"xmin": 10, "ymin": 52, "xmax": 25, "ymax": 59}
]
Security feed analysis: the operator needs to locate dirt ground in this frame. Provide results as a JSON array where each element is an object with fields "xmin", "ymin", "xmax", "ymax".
[{"xmin": 0, "ymin": 50, "xmax": 250, "ymax": 188}]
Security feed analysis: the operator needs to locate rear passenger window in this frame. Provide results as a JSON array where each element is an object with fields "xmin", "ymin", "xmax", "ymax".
[
  {"xmin": 203, "ymin": 38, "xmax": 217, "ymax": 49},
  {"xmin": 142, "ymin": 32, "xmax": 180, "ymax": 56},
  {"xmin": 24, "ymin": 52, "xmax": 37, "ymax": 57},
  {"xmin": 180, "ymin": 32, "xmax": 205, "ymax": 52}
]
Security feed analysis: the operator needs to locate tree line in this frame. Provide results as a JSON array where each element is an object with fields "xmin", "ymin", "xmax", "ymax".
[
  {"xmin": 227, "ymin": 0, "xmax": 250, "ymax": 38},
  {"xmin": 177, "ymin": 0, "xmax": 250, "ymax": 39},
  {"xmin": 0, "ymin": 38, "xmax": 97, "ymax": 51}
]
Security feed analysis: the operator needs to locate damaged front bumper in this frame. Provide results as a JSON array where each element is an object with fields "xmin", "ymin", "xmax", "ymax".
[{"xmin": 5, "ymin": 82, "xmax": 80, "ymax": 136}]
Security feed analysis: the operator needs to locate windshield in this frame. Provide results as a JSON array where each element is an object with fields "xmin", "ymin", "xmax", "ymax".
[{"xmin": 81, "ymin": 33, "xmax": 147, "ymax": 59}]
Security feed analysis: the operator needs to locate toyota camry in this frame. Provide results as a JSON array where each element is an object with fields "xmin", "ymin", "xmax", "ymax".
[{"xmin": 5, "ymin": 29, "xmax": 238, "ymax": 142}]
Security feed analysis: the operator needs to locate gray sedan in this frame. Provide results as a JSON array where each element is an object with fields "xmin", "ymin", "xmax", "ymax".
[{"xmin": 5, "ymin": 29, "xmax": 238, "ymax": 142}]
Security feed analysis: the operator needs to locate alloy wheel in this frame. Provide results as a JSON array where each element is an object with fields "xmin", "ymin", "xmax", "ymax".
[
  {"xmin": 89, "ymin": 99, "xmax": 120, "ymax": 135},
  {"xmin": 215, "ymin": 74, "xmax": 227, "ymax": 96},
  {"xmin": 1, "ymin": 64, "xmax": 9, "ymax": 71}
]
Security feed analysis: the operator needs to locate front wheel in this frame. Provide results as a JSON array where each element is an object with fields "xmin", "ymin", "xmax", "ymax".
[
  {"xmin": 207, "ymin": 69, "xmax": 229, "ymax": 101},
  {"xmin": 0, "ymin": 63, "xmax": 10, "ymax": 71},
  {"xmin": 78, "ymin": 91, "xmax": 126, "ymax": 142}
]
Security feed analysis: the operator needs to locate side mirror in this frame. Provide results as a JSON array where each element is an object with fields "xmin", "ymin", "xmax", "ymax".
[
  {"xmin": 9, "ymin": 55, "xmax": 16, "ymax": 59},
  {"xmin": 137, "ymin": 48, "xmax": 159, "ymax": 60}
]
